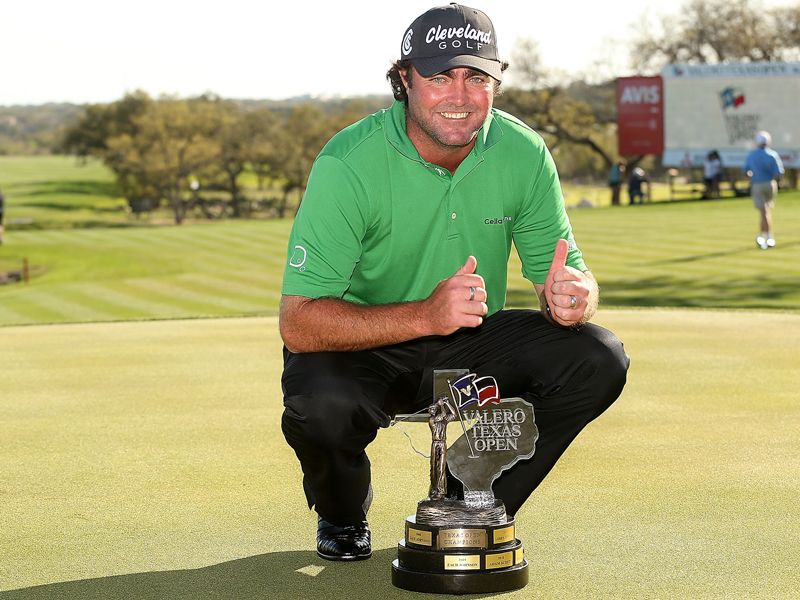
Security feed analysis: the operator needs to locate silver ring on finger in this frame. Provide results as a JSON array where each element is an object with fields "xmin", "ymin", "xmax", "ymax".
[
  {"xmin": 468, "ymin": 286, "xmax": 476, "ymax": 302},
  {"xmin": 569, "ymin": 295, "xmax": 578, "ymax": 309}
]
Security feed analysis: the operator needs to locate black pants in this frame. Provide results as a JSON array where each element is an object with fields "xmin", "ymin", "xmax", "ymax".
[{"xmin": 281, "ymin": 309, "xmax": 629, "ymax": 526}]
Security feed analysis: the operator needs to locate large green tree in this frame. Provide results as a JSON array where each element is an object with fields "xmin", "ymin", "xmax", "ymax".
[
  {"xmin": 241, "ymin": 108, "xmax": 281, "ymax": 194},
  {"xmin": 496, "ymin": 40, "xmax": 624, "ymax": 180},
  {"xmin": 106, "ymin": 98, "xmax": 220, "ymax": 224},
  {"xmin": 60, "ymin": 91, "xmax": 151, "ymax": 158},
  {"xmin": 271, "ymin": 104, "xmax": 337, "ymax": 217},
  {"xmin": 210, "ymin": 101, "xmax": 250, "ymax": 218}
]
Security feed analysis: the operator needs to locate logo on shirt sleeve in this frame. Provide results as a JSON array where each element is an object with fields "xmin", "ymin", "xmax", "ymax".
[{"xmin": 289, "ymin": 245, "xmax": 307, "ymax": 271}]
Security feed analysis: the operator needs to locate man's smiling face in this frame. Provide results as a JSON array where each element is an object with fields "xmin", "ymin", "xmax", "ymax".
[{"xmin": 402, "ymin": 66, "xmax": 495, "ymax": 154}]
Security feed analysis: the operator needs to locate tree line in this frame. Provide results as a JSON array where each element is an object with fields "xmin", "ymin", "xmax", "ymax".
[
  {"xmin": 60, "ymin": 93, "xmax": 384, "ymax": 224},
  {"xmin": 60, "ymin": 86, "xmax": 623, "ymax": 225},
  {"xmin": 16, "ymin": 0, "xmax": 800, "ymax": 224}
]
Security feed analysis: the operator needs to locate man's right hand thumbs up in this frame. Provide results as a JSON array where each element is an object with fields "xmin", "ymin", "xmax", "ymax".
[
  {"xmin": 455, "ymin": 255, "xmax": 478, "ymax": 276},
  {"xmin": 423, "ymin": 256, "xmax": 487, "ymax": 336}
]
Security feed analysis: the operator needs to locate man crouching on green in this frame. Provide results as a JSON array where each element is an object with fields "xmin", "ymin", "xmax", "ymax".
[{"xmin": 279, "ymin": 3, "xmax": 629, "ymax": 561}]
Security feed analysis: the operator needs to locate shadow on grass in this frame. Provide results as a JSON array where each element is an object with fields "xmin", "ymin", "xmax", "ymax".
[
  {"xmin": 507, "ymin": 272, "xmax": 800, "ymax": 310},
  {"xmin": 23, "ymin": 180, "xmax": 119, "ymax": 198},
  {"xmin": 17, "ymin": 202, "xmax": 124, "ymax": 213},
  {"xmin": 9, "ymin": 220, "xmax": 139, "ymax": 231},
  {"xmin": 642, "ymin": 240, "xmax": 800, "ymax": 265},
  {"xmin": 0, "ymin": 549, "xmax": 504, "ymax": 600}
]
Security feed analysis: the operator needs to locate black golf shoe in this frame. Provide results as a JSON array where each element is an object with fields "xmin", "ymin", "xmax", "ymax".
[{"xmin": 316, "ymin": 518, "xmax": 372, "ymax": 561}]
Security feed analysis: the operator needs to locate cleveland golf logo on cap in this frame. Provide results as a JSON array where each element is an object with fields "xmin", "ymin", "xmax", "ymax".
[
  {"xmin": 399, "ymin": 3, "xmax": 503, "ymax": 82},
  {"xmin": 402, "ymin": 29, "xmax": 414, "ymax": 55},
  {"xmin": 424, "ymin": 22, "xmax": 492, "ymax": 50}
]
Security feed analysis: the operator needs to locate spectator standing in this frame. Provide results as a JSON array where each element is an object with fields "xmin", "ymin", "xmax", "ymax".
[
  {"xmin": 608, "ymin": 160, "xmax": 626, "ymax": 206},
  {"xmin": 703, "ymin": 150, "xmax": 722, "ymax": 199},
  {"xmin": 744, "ymin": 131, "xmax": 784, "ymax": 249},
  {"xmin": 628, "ymin": 167, "xmax": 650, "ymax": 205}
]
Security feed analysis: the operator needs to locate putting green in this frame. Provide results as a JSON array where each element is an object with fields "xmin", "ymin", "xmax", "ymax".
[{"xmin": 1, "ymin": 310, "xmax": 798, "ymax": 599}]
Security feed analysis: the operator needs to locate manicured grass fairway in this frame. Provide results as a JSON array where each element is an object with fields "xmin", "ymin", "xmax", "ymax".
[
  {"xmin": 555, "ymin": 194, "xmax": 800, "ymax": 310},
  {"xmin": 0, "ymin": 220, "xmax": 292, "ymax": 325},
  {"xmin": 0, "ymin": 156, "xmax": 127, "ymax": 229},
  {"xmin": 1, "ymin": 311, "xmax": 799, "ymax": 599},
  {"xmin": 2, "ymin": 193, "xmax": 799, "ymax": 326}
]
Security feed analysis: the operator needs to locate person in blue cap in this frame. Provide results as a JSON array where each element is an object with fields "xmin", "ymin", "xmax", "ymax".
[{"xmin": 744, "ymin": 131, "xmax": 784, "ymax": 249}]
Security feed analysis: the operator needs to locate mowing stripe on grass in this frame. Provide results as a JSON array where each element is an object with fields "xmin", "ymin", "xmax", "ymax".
[
  {"xmin": 113, "ymin": 279, "xmax": 250, "ymax": 316},
  {"xmin": 128, "ymin": 278, "xmax": 270, "ymax": 314},
  {"xmin": 75, "ymin": 282, "xmax": 204, "ymax": 319},
  {"xmin": 2, "ymin": 195, "xmax": 798, "ymax": 326},
  {"xmin": 179, "ymin": 273, "xmax": 282, "ymax": 302},
  {"xmin": 0, "ymin": 291, "xmax": 96, "ymax": 323}
]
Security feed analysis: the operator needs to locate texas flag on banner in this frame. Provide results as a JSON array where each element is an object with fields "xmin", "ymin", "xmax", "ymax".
[
  {"xmin": 719, "ymin": 86, "xmax": 746, "ymax": 109},
  {"xmin": 450, "ymin": 373, "xmax": 501, "ymax": 408}
]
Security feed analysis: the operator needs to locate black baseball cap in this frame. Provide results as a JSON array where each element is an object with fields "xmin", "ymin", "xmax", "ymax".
[{"xmin": 400, "ymin": 3, "xmax": 503, "ymax": 81}]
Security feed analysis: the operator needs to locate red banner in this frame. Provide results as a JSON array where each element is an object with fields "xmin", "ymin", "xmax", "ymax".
[{"xmin": 617, "ymin": 76, "xmax": 664, "ymax": 156}]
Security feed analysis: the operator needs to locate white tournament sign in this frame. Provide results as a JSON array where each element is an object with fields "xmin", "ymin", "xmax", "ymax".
[{"xmin": 661, "ymin": 62, "xmax": 800, "ymax": 168}]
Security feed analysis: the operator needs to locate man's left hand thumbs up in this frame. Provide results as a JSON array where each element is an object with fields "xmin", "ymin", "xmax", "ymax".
[{"xmin": 543, "ymin": 239, "xmax": 591, "ymax": 327}]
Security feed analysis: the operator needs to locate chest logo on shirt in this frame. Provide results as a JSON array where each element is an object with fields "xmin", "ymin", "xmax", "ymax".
[
  {"xmin": 484, "ymin": 216, "xmax": 513, "ymax": 225},
  {"xmin": 289, "ymin": 245, "xmax": 307, "ymax": 270}
]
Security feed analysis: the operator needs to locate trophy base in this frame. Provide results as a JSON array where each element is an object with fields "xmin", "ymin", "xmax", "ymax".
[
  {"xmin": 391, "ymin": 557, "xmax": 528, "ymax": 595},
  {"xmin": 416, "ymin": 497, "xmax": 506, "ymax": 526},
  {"xmin": 393, "ymin": 522, "xmax": 528, "ymax": 595}
]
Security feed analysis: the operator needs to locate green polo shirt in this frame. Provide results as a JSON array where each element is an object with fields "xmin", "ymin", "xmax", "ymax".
[{"xmin": 281, "ymin": 100, "xmax": 586, "ymax": 317}]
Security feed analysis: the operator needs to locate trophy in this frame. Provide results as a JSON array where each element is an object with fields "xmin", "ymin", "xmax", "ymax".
[{"xmin": 391, "ymin": 369, "xmax": 538, "ymax": 594}]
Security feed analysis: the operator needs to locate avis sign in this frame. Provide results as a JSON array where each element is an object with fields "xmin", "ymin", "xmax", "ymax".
[{"xmin": 617, "ymin": 76, "xmax": 664, "ymax": 155}]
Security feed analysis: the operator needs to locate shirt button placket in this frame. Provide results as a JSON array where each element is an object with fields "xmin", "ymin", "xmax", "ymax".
[{"xmin": 446, "ymin": 177, "xmax": 459, "ymax": 239}]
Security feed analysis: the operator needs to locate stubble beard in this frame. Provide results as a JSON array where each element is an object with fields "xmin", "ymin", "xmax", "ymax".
[{"xmin": 406, "ymin": 102, "xmax": 482, "ymax": 150}]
